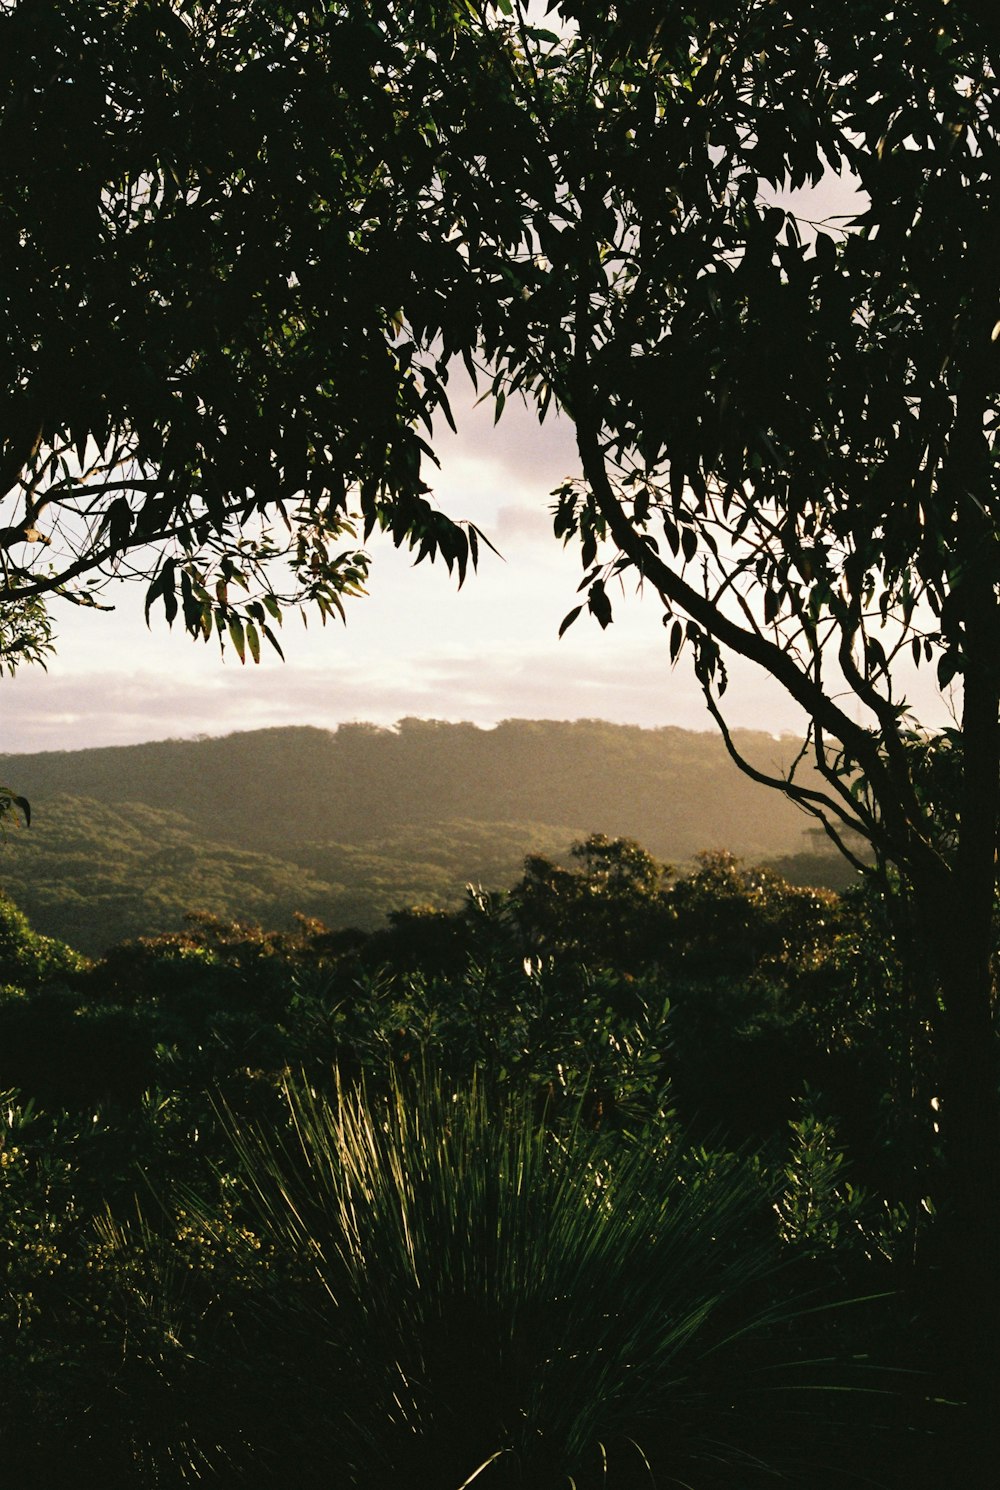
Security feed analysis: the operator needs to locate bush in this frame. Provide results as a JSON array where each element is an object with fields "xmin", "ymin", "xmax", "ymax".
[{"xmin": 99, "ymin": 1071, "xmax": 901, "ymax": 1488}]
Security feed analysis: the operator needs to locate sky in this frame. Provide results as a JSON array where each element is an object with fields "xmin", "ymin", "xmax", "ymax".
[
  {"xmin": 0, "ymin": 161, "xmax": 953, "ymax": 758},
  {"xmin": 2, "ymin": 364, "xmax": 957, "ymax": 757},
  {"xmin": 2, "ymin": 380, "xmax": 818, "ymax": 755}
]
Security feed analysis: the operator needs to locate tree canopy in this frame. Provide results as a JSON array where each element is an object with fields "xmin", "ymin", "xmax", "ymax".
[
  {"xmin": 429, "ymin": 2, "xmax": 1000, "ymax": 882},
  {"xmin": 430, "ymin": 0, "xmax": 1000, "ymax": 1436},
  {"xmin": 7, "ymin": 2, "xmax": 1000, "ymax": 872},
  {"xmin": 1, "ymin": 0, "xmax": 486, "ymax": 661}
]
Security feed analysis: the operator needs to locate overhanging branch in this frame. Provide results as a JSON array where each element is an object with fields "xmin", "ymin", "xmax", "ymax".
[{"xmin": 569, "ymin": 338, "xmax": 948, "ymax": 888}]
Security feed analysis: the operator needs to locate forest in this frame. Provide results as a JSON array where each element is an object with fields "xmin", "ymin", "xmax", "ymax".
[
  {"xmin": 0, "ymin": 832, "xmax": 966, "ymax": 1486},
  {"xmin": 4, "ymin": 0, "xmax": 1000, "ymax": 1484},
  {"xmin": 0, "ymin": 720, "xmax": 855, "ymax": 955}
]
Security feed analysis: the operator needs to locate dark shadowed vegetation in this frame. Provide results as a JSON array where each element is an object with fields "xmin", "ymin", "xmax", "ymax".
[
  {"xmin": 0, "ymin": 834, "xmax": 969, "ymax": 1486},
  {"xmin": 3, "ymin": 0, "xmax": 1000, "ymax": 1481}
]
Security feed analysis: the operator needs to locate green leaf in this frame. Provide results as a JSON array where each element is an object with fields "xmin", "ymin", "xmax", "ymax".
[
  {"xmin": 246, "ymin": 620, "xmax": 261, "ymax": 665},
  {"xmin": 262, "ymin": 623, "xmax": 285, "ymax": 660},
  {"xmin": 228, "ymin": 615, "xmax": 247, "ymax": 664}
]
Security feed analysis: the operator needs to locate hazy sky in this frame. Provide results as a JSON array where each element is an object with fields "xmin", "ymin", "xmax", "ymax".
[
  {"xmin": 0, "ymin": 164, "xmax": 953, "ymax": 758},
  {"xmin": 3, "ymin": 362, "xmax": 957, "ymax": 757},
  {"xmin": 2, "ymin": 380, "xmax": 815, "ymax": 755}
]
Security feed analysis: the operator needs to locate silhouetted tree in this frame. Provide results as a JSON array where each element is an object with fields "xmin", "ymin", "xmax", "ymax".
[{"xmin": 406, "ymin": 1, "xmax": 1000, "ymax": 1450}]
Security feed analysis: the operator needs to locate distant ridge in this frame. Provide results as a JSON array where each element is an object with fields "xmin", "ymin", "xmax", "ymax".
[{"xmin": 0, "ymin": 719, "xmax": 853, "ymax": 955}]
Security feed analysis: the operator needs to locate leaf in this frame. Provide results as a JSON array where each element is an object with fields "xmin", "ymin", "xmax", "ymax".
[
  {"xmin": 588, "ymin": 581, "xmax": 613, "ymax": 629},
  {"xmin": 228, "ymin": 615, "xmax": 247, "ymax": 664},
  {"xmin": 262, "ymin": 623, "xmax": 285, "ymax": 660},
  {"xmin": 107, "ymin": 496, "xmax": 132, "ymax": 550},
  {"xmin": 669, "ymin": 619, "xmax": 683, "ymax": 663},
  {"xmin": 144, "ymin": 559, "xmax": 176, "ymax": 626},
  {"xmin": 246, "ymin": 619, "xmax": 261, "ymax": 664},
  {"xmin": 814, "ymin": 231, "xmax": 836, "ymax": 267},
  {"xmin": 559, "ymin": 604, "xmax": 583, "ymax": 638}
]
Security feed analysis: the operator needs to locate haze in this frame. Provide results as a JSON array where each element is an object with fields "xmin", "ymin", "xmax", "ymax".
[{"xmin": 2, "ymin": 372, "xmax": 950, "ymax": 754}]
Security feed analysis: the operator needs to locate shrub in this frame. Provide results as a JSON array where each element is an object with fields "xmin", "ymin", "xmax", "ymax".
[{"xmin": 104, "ymin": 1071, "xmax": 897, "ymax": 1488}]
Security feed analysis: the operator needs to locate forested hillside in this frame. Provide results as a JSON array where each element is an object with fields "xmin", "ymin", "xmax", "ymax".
[{"xmin": 0, "ymin": 719, "xmax": 854, "ymax": 954}]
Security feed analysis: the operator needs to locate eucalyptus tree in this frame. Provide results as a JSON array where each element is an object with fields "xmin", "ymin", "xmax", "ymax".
[
  {"xmin": 412, "ymin": 0, "xmax": 1000, "ymax": 1438},
  {"xmin": 0, "ymin": 0, "xmax": 484, "ymax": 652},
  {"xmin": 453, "ymin": 0, "xmax": 995, "ymax": 1191}
]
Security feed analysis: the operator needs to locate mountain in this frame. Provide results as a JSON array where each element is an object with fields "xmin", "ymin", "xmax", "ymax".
[{"xmin": 0, "ymin": 719, "xmax": 853, "ymax": 955}]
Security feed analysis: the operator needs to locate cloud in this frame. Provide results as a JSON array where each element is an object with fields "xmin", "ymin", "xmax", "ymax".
[
  {"xmin": 493, "ymin": 504, "xmax": 560, "ymax": 545},
  {"xmin": 0, "ymin": 625, "xmax": 815, "ymax": 757},
  {"xmin": 429, "ymin": 372, "xmax": 579, "ymax": 513}
]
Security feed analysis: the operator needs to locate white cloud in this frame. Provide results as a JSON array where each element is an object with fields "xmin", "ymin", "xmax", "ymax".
[
  {"xmin": 493, "ymin": 504, "xmax": 559, "ymax": 545},
  {"xmin": 0, "ymin": 612, "xmax": 815, "ymax": 755}
]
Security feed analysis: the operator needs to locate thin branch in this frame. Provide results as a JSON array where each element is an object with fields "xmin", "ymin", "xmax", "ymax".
[
  {"xmin": 700, "ymin": 683, "xmax": 874, "ymax": 854},
  {"xmin": 569, "ymin": 322, "xmax": 949, "ymax": 887}
]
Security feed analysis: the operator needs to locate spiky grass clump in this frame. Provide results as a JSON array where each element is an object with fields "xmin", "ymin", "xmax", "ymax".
[{"xmin": 182, "ymin": 1070, "xmax": 867, "ymax": 1489}]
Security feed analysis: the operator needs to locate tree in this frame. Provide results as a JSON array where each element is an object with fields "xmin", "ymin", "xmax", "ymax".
[
  {"xmin": 508, "ymin": 833, "xmax": 669, "ymax": 968},
  {"xmin": 0, "ymin": 0, "xmax": 485, "ymax": 658},
  {"xmin": 396, "ymin": 0, "xmax": 1000, "ymax": 1446}
]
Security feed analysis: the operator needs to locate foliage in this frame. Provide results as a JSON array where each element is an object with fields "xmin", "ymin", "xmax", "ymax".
[
  {"xmin": 0, "ymin": 1086, "xmax": 263, "ymax": 1487},
  {"xmin": 1, "ymin": 0, "xmax": 488, "ymax": 652},
  {"xmin": 0, "ymin": 837, "xmax": 918, "ymax": 1165},
  {"xmin": 0, "ymin": 892, "xmax": 86, "ymax": 987},
  {"xmin": 0, "ymin": 792, "xmax": 357, "ymax": 955},
  {"xmin": 0, "ymin": 718, "xmax": 841, "ymax": 859},
  {"xmin": 2, "ymin": 1, "xmax": 997, "ymax": 1248},
  {"xmin": 2, "ymin": 0, "xmax": 995, "ymax": 1465},
  {"xmin": 0, "ymin": 845, "xmax": 956, "ymax": 1486},
  {"xmin": 0, "ymin": 592, "xmax": 53, "ymax": 676},
  {"xmin": 445, "ymin": 0, "xmax": 1000, "ymax": 879},
  {"xmin": 775, "ymin": 1087, "xmax": 908, "ymax": 1266},
  {"xmin": 508, "ymin": 832, "xmax": 668, "ymax": 967},
  {"xmin": 377, "ymin": 2, "xmax": 1000, "ymax": 1438},
  {"xmin": 102, "ymin": 1071, "xmax": 892, "ymax": 1489}
]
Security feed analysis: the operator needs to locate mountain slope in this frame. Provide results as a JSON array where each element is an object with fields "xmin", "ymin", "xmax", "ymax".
[{"xmin": 0, "ymin": 719, "xmax": 850, "ymax": 954}]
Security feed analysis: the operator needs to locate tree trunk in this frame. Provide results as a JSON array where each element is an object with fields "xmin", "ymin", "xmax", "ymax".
[
  {"xmin": 919, "ymin": 615, "xmax": 1000, "ymax": 1474},
  {"xmin": 925, "ymin": 294, "xmax": 1000, "ymax": 1473},
  {"xmin": 921, "ymin": 897, "xmax": 999, "ymax": 1480}
]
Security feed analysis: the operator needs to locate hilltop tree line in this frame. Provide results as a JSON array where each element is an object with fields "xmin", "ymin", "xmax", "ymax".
[{"xmin": 0, "ymin": 720, "xmax": 854, "ymax": 955}]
